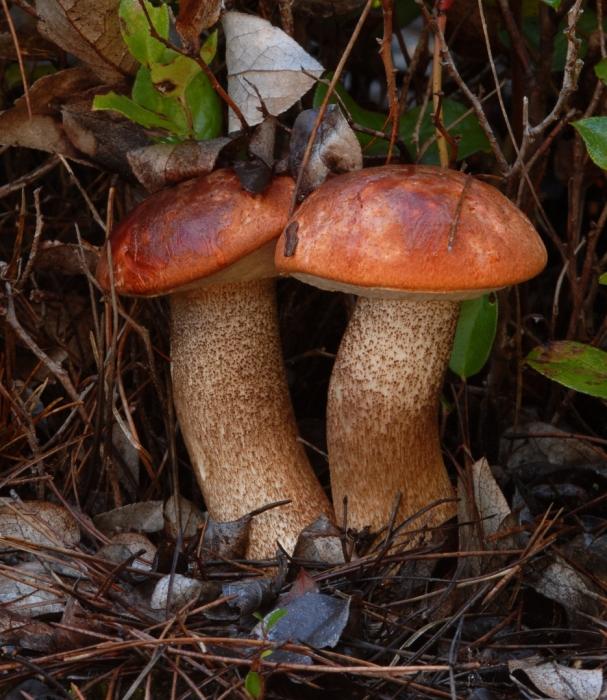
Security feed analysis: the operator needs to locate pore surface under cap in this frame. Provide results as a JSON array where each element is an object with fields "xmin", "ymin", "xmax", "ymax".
[
  {"xmin": 98, "ymin": 169, "xmax": 294, "ymax": 296},
  {"xmin": 275, "ymin": 165, "xmax": 547, "ymax": 296}
]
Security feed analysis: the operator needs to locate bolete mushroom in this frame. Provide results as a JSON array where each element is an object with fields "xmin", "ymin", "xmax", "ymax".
[
  {"xmin": 97, "ymin": 169, "xmax": 332, "ymax": 559},
  {"xmin": 275, "ymin": 165, "xmax": 547, "ymax": 534}
]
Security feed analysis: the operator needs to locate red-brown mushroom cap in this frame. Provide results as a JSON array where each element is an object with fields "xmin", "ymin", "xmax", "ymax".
[
  {"xmin": 97, "ymin": 169, "xmax": 294, "ymax": 296},
  {"xmin": 275, "ymin": 165, "xmax": 547, "ymax": 299}
]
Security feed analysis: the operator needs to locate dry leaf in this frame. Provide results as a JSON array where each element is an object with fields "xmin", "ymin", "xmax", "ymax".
[
  {"xmin": 223, "ymin": 11, "xmax": 323, "ymax": 130},
  {"xmin": 94, "ymin": 501, "xmax": 164, "ymax": 535},
  {"xmin": 509, "ymin": 657, "xmax": 604, "ymax": 700},
  {"xmin": 34, "ymin": 240, "xmax": 99, "ymax": 277},
  {"xmin": 127, "ymin": 137, "xmax": 232, "ymax": 192},
  {"xmin": 457, "ymin": 458, "xmax": 512, "ymax": 576},
  {"xmin": 62, "ymin": 98, "xmax": 151, "ymax": 178},
  {"xmin": 97, "ymin": 532, "xmax": 156, "ymax": 574},
  {"xmin": 202, "ymin": 513, "xmax": 251, "ymax": 559},
  {"xmin": 0, "ymin": 500, "xmax": 80, "ymax": 551},
  {"xmin": 0, "ymin": 562, "xmax": 65, "ymax": 617},
  {"xmin": 164, "ymin": 494, "xmax": 205, "ymax": 540},
  {"xmin": 0, "ymin": 610, "xmax": 55, "ymax": 652},
  {"xmin": 36, "ymin": 0, "xmax": 137, "ymax": 84},
  {"xmin": 530, "ymin": 558, "xmax": 601, "ymax": 617},
  {"xmin": 0, "ymin": 68, "xmax": 99, "ymax": 155},
  {"xmin": 176, "ymin": 0, "xmax": 222, "ymax": 51},
  {"xmin": 292, "ymin": 514, "xmax": 344, "ymax": 565},
  {"xmin": 289, "ymin": 105, "xmax": 362, "ymax": 197},
  {"xmin": 150, "ymin": 574, "xmax": 202, "ymax": 612}
]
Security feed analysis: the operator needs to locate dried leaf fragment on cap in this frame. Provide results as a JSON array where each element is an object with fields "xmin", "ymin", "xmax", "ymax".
[{"xmin": 223, "ymin": 11, "xmax": 323, "ymax": 130}]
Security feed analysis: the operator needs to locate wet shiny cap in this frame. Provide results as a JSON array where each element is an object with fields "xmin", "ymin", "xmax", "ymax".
[
  {"xmin": 275, "ymin": 165, "xmax": 547, "ymax": 300},
  {"xmin": 97, "ymin": 169, "xmax": 294, "ymax": 296}
]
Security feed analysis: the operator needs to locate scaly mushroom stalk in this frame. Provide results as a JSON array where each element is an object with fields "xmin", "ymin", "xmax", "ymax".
[
  {"xmin": 327, "ymin": 297, "xmax": 458, "ymax": 532},
  {"xmin": 97, "ymin": 170, "xmax": 333, "ymax": 560},
  {"xmin": 275, "ymin": 165, "xmax": 547, "ymax": 537},
  {"xmin": 171, "ymin": 279, "xmax": 331, "ymax": 559}
]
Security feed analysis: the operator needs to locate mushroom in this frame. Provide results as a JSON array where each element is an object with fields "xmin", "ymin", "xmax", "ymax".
[
  {"xmin": 97, "ymin": 169, "xmax": 332, "ymax": 559},
  {"xmin": 275, "ymin": 165, "xmax": 547, "ymax": 534}
]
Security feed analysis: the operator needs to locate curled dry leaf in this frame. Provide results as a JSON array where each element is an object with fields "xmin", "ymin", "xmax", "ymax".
[
  {"xmin": 289, "ymin": 105, "xmax": 363, "ymax": 198},
  {"xmin": 94, "ymin": 501, "xmax": 164, "ymax": 535},
  {"xmin": 97, "ymin": 532, "xmax": 157, "ymax": 574},
  {"xmin": 0, "ymin": 562, "xmax": 65, "ymax": 618},
  {"xmin": 0, "ymin": 500, "xmax": 80, "ymax": 551},
  {"xmin": 36, "ymin": 0, "xmax": 137, "ymax": 84},
  {"xmin": 128, "ymin": 137, "xmax": 232, "ymax": 192},
  {"xmin": 164, "ymin": 494, "xmax": 205, "ymax": 540},
  {"xmin": 530, "ymin": 557, "xmax": 601, "ymax": 618},
  {"xmin": 292, "ymin": 514, "xmax": 344, "ymax": 565},
  {"xmin": 0, "ymin": 68, "xmax": 99, "ymax": 155},
  {"xmin": 62, "ymin": 98, "xmax": 151, "ymax": 179},
  {"xmin": 202, "ymin": 513, "xmax": 251, "ymax": 559},
  {"xmin": 176, "ymin": 0, "xmax": 222, "ymax": 52},
  {"xmin": 150, "ymin": 574, "xmax": 202, "ymax": 613},
  {"xmin": 223, "ymin": 577, "xmax": 278, "ymax": 617},
  {"xmin": 457, "ymin": 458, "xmax": 512, "ymax": 577},
  {"xmin": 509, "ymin": 657, "xmax": 604, "ymax": 700},
  {"xmin": 223, "ymin": 11, "xmax": 323, "ymax": 130}
]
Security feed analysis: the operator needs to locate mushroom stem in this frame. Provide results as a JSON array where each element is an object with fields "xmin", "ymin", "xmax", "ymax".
[
  {"xmin": 327, "ymin": 297, "xmax": 459, "ymax": 534},
  {"xmin": 170, "ymin": 278, "xmax": 332, "ymax": 560}
]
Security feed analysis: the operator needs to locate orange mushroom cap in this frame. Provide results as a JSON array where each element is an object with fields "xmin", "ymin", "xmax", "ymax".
[
  {"xmin": 275, "ymin": 165, "xmax": 547, "ymax": 299},
  {"xmin": 97, "ymin": 169, "xmax": 294, "ymax": 296}
]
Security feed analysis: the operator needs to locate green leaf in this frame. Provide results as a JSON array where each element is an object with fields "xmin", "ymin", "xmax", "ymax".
[
  {"xmin": 244, "ymin": 671, "xmax": 263, "ymax": 699},
  {"xmin": 264, "ymin": 608, "xmax": 287, "ymax": 631},
  {"xmin": 400, "ymin": 99, "xmax": 490, "ymax": 164},
  {"xmin": 93, "ymin": 92, "xmax": 180, "ymax": 133},
  {"xmin": 449, "ymin": 295, "xmax": 498, "ymax": 379},
  {"xmin": 526, "ymin": 341, "xmax": 607, "ymax": 398},
  {"xmin": 201, "ymin": 30, "xmax": 218, "ymax": 64},
  {"xmin": 595, "ymin": 58, "xmax": 607, "ymax": 85},
  {"xmin": 599, "ymin": 272, "xmax": 607, "ymax": 285},
  {"xmin": 150, "ymin": 54, "xmax": 201, "ymax": 98},
  {"xmin": 119, "ymin": 0, "xmax": 170, "ymax": 66},
  {"xmin": 313, "ymin": 80, "xmax": 489, "ymax": 161},
  {"xmin": 132, "ymin": 67, "xmax": 189, "ymax": 132},
  {"xmin": 572, "ymin": 117, "xmax": 607, "ymax": 170},
  {"xmin": 540, "ymin": 0, "xmax": 561, "ymax": 8},
  {"xmin": 185, "ymin": 71, "xmax": 222, "ymax": 140}
]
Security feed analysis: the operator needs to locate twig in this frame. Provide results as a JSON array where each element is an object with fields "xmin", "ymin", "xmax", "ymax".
[
  {"xmin": 18, "ymin": 188, "xmax": 44, "ymax": 289},
  {"xmin": 380, "ymin": 0, "xmax": 400, "ymax": 162},
  {"xmin": 525, "ymin": 0, "xmax": 584, "ymax": 139},
  {"xmin": 432, "ymin": 1, "xmax": 450, "ymax": 167},
  {"xmin": 1, "ymin": 0, "xmax": 31, "ymax": 118},
  {"xmin": 0, "ymin": 156, "xmax": 59, "ymax": 200}
]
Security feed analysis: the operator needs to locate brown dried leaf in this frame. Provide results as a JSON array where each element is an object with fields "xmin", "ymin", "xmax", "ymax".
[
  {"xmin": 164, "ymin": 494, "xmax": 205, "ymax": 540},
  {"xmin": 0, "ymin": 500, "xmax": 80, "ymax": 551},
  {"xmin": 457, "ymin": 458, "xmax": 512, "ymax": 576},
  {"xmin": 176, "ymin": 0, "xmax": 221, "ymax": 52},
  {"xmin": 36, "ymin": 0, "xmax": 137, "ymax": 84},
  {"xmin": 62, "ymin": 97, "xmax": 151, "ymax": 179},
  {"xmin": 0, "ymin": 562, "xmax": 65, "ymax": 617},
  {"xmin": 292, "ymin": 515, "xmax": 344, "ymax": 565},
  {"xmin": 0, "ymin": 68, "xmax": 99, "ymax": 155},
  {"xmin": 203, "ymin": 513, "xmax": 251, "ymax": 559},
  {"xmin": 509, "ymin": 657, "xmax": 604, "ymax": 700},
  {"xmin": 150, "ymin": 574, "xmax": 202, "ymax": 613},
  {"xmin": 34, "ymin": 240, "xmax": 99, "ymax": 276},
  {"xmin": 289, "ymin": 105, "xmax": 362, "ymax": 198},
  {"xmin": 127, "ymin": 137, "xmax": 232, "ymax": 192},
  {"xmin": 0, "ymin": 610, "xmax": 55, "ymax": 652},
  {"xmin": 97, "ymin": 532, "xmax": 157, "ymax": 574},
  {"xmin": 94, "ymin": 501, "xmax": 164, "ymax": 535}
]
